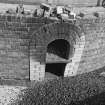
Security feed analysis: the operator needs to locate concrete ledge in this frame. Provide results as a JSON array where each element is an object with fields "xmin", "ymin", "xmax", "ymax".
[{"xmin": 0, "ymin": 79, "xmax": 36, "ymax": 87}]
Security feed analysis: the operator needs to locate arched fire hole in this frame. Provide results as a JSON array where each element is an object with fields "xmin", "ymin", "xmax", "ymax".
[{"xmin": 45, "ymin": 39, "xmax": 73, "ymax": 77}]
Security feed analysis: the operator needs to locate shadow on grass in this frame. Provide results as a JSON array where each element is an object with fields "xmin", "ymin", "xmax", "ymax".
[
  {"xmin": 5, "ymin": 65, "xmax": 105, "ymax": 105},
  {"xmin": 70, "ymin": 91, "xmax": 105, "ymax": 105}
]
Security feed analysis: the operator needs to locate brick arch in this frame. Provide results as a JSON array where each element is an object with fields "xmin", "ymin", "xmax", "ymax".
[
  {"xmin": 46, "ymin": 39, "xmax": 73, "ymax": 60},
  {"xmin": 34, "ymin": 22, "xmax": 82, "ymax": 47},
  {"xmin": 30, "ymin": 22, "xmax": 85, "ymax": 80},
  {"xmin": 45, "ymin": 38, "xmax": 74, "ymax": 77}
]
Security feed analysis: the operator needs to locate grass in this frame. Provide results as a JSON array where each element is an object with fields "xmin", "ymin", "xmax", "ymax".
[
  {"xmin": 0, "ymin": 0, "xmax": 41, "ymax": 5},
  {"xmin": 11, "ymin": 66, "xmax": 105, "ymax": 105},
  {"xmin": 73, "ymin": 92, "xmax": 105, "ymax": 105}
]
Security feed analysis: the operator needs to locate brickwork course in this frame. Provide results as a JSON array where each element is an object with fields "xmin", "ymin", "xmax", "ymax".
[{"xmin": 0, "ymin": 6, "xmax": 105, "ymax": 81}]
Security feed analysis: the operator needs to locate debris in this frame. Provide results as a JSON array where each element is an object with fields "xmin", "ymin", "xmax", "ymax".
[{"xmin": 100, "ymin": 72, "xmax": 105, "ymax": 77}]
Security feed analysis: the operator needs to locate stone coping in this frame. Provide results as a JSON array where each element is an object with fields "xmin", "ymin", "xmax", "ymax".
[{"xmin": 0, "ymin": 79, "xmax": 33, "ymax": 87}]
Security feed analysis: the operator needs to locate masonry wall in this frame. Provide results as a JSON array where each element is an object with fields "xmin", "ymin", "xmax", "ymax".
[
  {"xmin": 29, "ymin": 17, "xmax": 105, "ymax": 79},
  {"xmin": 0, "ymin": 15, "xmax": 27, "ymax": 79},
  {"xmin": 77, "ymin": 18, "xmax": 105, "ymax": 74},
  {"xmin": 0, "ymin": 14, "xmax": 49, "ymax": 80},
  {"xmin": 0, "ymin": 14, "xmax": 57, "ymax": 80},
  {"xmin": 0, "ymin": 13, "xmax": 105, "ymax": 80}
]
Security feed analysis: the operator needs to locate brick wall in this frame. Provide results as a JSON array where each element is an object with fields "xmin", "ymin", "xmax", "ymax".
[
  {"xmin": 0, "ymin": 14, "xmax": 57, "ymax": 80},
  {"xmin": 0, "ymin": 13, "xmax": 105, "ymax": 80},
  {"xmin": 77, "ymin": 18, "xmax": 105, "ymax": 74},
  {"xmin": 0, "ymin": 14, "xmax": 47, "ymax": 80}
]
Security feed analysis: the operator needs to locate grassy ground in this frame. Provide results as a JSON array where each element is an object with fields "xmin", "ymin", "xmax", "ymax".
[
  {"xmin": 0, "ymin": 67, "xmax": 105, "ymax": 105},
  {"xmin": 0, "ymin": 0, "xmax": 98, "ymax": 6},
  {"xmin": 0, "ymin": 85, "xmax": 26, "ymax": 105},
  {"xmin": 10, "ymin": 66, "xmax": 105, "ymax": 105},
  {"xmin": 0, "ymin": 0, "xmax": 41, "ymax": 5}
]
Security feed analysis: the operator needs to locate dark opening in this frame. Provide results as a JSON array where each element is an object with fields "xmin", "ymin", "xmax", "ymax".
[
  {"xmin": 45, "ymin": 63, "xmax": 66, "ymax": 76},
  {"xmin": 47, "ymin": 39, "xmax": 70, "ymax": 59},
  {"xmin": 45, "ymin": 39, "xmax": 72, "ymax": 77}
]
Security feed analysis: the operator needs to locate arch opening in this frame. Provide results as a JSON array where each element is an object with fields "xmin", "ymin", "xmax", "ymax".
[
  {"xmin": 45, "ymin": 39, "xmax": 73, "ymax": 78},
  {"xmin": 47, "ymin": 39, "xmax": 71, "ymax": 59}
]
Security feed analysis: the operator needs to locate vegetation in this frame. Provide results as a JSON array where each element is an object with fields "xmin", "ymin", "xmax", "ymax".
[{"xmin": 11, "ymin": 68, "xmax": 105, "ymax": 105}]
